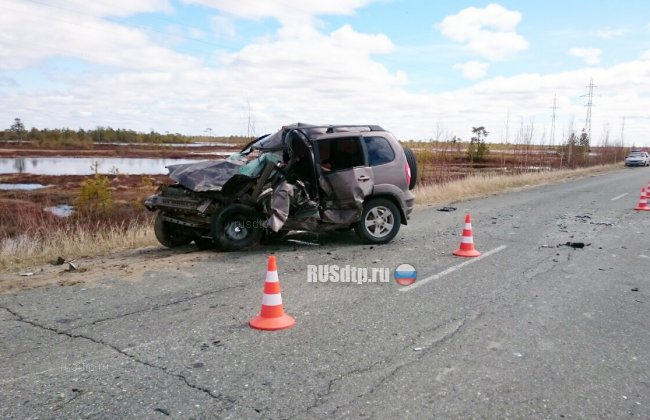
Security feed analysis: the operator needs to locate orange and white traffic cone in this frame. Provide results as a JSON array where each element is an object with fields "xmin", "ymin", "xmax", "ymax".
[
  {"xmin": 249, "ymin": 256, "xmax": 295, "ymax": 331},
  {"xmin": 634, "ymin": 187, "xmax": 650, "ymax": 211},
  {"xmin": 453, "ymin": 214, "xmax": 481, "ymax": 257}
]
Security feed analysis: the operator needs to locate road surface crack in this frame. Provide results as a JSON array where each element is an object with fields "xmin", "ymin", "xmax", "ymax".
[
  {"xmin": 68, "ymin": 284, "xmax": 246, "ymax": 332},
  {"xmin": 523, "ymin": 250, "xmax": 568, "ymax": 280},
  {"xmin": 0, "ymin": 305, "xmax": 261, "ymax": 416},
  {"xmin": 300, "ymin": 312, "xmax": 480, "ymax": 418}
]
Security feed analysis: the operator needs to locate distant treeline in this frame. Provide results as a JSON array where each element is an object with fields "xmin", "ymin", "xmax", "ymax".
[{"xmin": 1, "ymin": 125, "xmax": 251, "ymax": 147}]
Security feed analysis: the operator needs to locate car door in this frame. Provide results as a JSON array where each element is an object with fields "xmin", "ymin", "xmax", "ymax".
[{"xmin": 317, "ymin": 136, "xmax": 374, "ymax": 224}]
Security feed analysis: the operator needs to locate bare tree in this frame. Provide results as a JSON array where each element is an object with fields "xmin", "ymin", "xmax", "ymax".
[
  {"xmin": 565, "ymin": 116, "xmax": 576, "ymax": 167},
  {"xmin": 617, "ymin": 116, "xmax": 626, "ymax": 163},
  {"xmin": 432, "ymin": 120, "xmax": 446, "ymax": 142},
  {"xmin": 600, "ymin": 124, "xmax": 611, "ymax": 164},
  {"xmin": 518, "ymin": 118, "xmax": 535, "ymax": 167}
]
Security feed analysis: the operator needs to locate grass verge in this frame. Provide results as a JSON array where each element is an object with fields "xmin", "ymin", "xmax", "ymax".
[
  {"xmin": 414, "ymin": 163, "xmax": 621, "ymax": 205},
  {"xmin": 0, "ymin": 220, "xmax": 156, "ymax": 272}
]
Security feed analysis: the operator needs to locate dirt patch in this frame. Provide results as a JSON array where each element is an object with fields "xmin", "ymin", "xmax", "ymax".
[
  {"xmin": 0, "ymin": 246, "xmax": 215, "ymax": 294},
  {"xmin": 0, "ymin": 174, "xmax": 169, "ymax": 208}
]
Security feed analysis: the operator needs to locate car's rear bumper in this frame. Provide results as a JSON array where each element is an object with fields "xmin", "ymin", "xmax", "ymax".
[{"xmin": 403, "ymin": 190, "xmax": 415, "ymax": 219}]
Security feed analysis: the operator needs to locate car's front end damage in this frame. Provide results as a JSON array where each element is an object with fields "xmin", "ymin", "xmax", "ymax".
[{"xmin": 145, "ymin": 124, "xmax": 350, "ymax": 250}]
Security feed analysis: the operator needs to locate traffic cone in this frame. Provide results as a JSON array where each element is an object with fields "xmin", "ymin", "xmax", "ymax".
[
  {"xmin": 634, "ymin": 187, "xmax": 650, "ymax": 211},
  {"xmin": 453, "ymin": 214, "xmax": 481, "ymax": 257},
  {"xmin": 249, "ymin": 256, "xmax": 295, "ymax": 331}
]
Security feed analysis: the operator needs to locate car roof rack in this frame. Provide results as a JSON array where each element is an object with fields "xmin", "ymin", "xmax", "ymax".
[{"xmin": 301, "ymin": 124, "xmax": 385, "ymax": 133}]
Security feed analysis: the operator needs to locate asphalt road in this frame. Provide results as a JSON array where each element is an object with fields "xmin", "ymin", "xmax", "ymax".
[{"xmin": 1, "ymin": 168, "xmax": 649, "ymax": 419}]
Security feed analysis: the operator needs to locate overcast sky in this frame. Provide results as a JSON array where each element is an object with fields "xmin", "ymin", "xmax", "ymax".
[{"xmin": 2, "ymin": 0, "xmax": 650, "ymax": 146}]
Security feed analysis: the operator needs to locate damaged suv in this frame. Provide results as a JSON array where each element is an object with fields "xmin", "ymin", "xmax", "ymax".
[{"xmin": 144, "ymin": 123, "xmax": 417, "ymax": 251}]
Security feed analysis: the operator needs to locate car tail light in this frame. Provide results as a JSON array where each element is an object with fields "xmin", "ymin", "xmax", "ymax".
[{"xmin": 405, "ymin": 162, "xmax": 411, "ymax": 187}]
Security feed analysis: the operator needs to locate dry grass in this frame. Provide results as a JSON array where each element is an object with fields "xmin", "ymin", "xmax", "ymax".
[
  {"xmin": 414, "ymin": 163, "xmax": 621, "ymax": 205},
  {"xmin": 0, "ymin": 220, "xmax": 156, "ymax": 272}
]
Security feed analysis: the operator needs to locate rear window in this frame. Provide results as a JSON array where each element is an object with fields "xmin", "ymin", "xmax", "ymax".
[
  {"xmin": 364, "ymin": 136, "xmax": 395, "ymax": 166},
  {"xmin": 318, "ymin": 137, "xmax": 365, "ymax": 171}
]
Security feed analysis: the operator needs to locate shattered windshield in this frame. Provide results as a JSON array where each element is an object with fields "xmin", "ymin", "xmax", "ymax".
[{"xmin": 251, "ymin": 123, "xmax": 327, "ymax": 151}]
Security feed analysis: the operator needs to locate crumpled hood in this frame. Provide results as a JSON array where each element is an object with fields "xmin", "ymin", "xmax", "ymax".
[{"xmin": 166, "ymin": 159, "xmax": 244, "ymax": 192}]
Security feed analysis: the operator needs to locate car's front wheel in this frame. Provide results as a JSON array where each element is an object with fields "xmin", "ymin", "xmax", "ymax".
[
  {"xmin": 154, "ymin": 211, "xmax": 193, "ymax": 248},
  {"xmin": 211, "ymin": 204, "xmax": 264, "ymax": 251},
  {"xmin": 355, "ymin": 198, "xmax": 401, "ymax": 244}
]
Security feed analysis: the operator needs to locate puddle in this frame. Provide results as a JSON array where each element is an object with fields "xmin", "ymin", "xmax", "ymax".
[
  {"xmin": 0, "ymin": 157, "xmax": 204, "ymax": 175},
  {"xmin": 0, "ymin": 183, "xmax": 49, "ymax": 190},
  {"xmin": 96, "ymin": 141, "xmax": 237, "ymax": 148},
  {"xmin": 44, "ymin": 204, "xmax": 75, "ymax": 217}
]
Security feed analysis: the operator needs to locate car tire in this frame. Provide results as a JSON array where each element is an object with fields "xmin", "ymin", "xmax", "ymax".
[
  {"xmin": 355, "ymin": 198, "xmax": 401, "ymax": 244},
  {"xmin": 154, "ymin": 211, "xmax": 193, "ymax": 248},
  {"xmin": 211, "ymin": 204, "xmax": 264, "ymax": 251},
  {"xmin": 403, "ymin": 147, "xmax": 418, "ymax": 190}
]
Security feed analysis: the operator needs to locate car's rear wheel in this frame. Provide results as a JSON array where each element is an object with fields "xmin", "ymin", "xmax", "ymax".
[
  {"xmin": 211, "ymin": 204, "xmax": 264, "ymax": 251},
  {"xmin": 154, "ymin": 211, "xmax": 193, "ymax": 248},
  {"xmin": 355, "ymin": 198, "xmax": 401, "ymax": 244},
  {"xmin": 403, "ymin": 147, "xmax": 418, "ymax": 190}
]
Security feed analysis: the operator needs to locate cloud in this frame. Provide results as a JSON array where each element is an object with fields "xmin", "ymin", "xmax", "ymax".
[
  {"xmin": 0, "ymin": 0, "xmax": 198, "ymax": 71},
  {"xmin": 0, "ymin": 76, "xmax": 18, "ymax": 87},
  {"xmin": 36, "ymin": 0, "xmax": 172, "ymax": 18},
  {"xmin": 594, "ymin": 27, "xmax": 626, "ymax": 39},
  {"xmin": 182, "ymin": 0, "xmax": 377, "ymax": 23},
  {"xmin": 5, "ymin": 52, "xmax": 650, "ymax": 145},
  {"xmin": 2, "ymin": 1, "xmax": 650, "ymax": 147},
  {"xmin": 568, "ymin": 48, "xmax": 602, "ymax": 65},
  {"xmin": 453, "ymin": 61, "xmax": 489, "ymax": 79},
  {"xmin": 438, "ymin": 3, "xmax": 529, "ymax": 61},
  {"xmin": 211, "ymin": 15, "xmax": 236, "ymax": 38}
]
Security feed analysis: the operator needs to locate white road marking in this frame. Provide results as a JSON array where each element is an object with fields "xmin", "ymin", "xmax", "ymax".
[
  {"xmin": 611, "ymin": 193, "xmax": 628, "ymax": 201},
  {"xmin": 399, "ymin": 245, "xmax": 508, "ymax": 292}
]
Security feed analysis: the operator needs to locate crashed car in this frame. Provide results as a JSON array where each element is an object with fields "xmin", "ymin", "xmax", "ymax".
[{"xmin": 144, "ymin": 123, "xmax": 417, "ymax": 251}]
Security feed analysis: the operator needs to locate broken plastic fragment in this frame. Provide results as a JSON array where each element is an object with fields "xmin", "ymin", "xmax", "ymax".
[{"xmin": 563, "ymin": 242, "xmax": 590, "ymax": 249}]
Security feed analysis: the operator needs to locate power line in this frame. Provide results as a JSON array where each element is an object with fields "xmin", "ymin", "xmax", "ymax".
[
  {"xmin": 549, "ymin": 94, "xmax": 558, "ymax": 147},
  {"xmin": 581, "ymin": 78, "xmax": 596, "ymax": 142}
]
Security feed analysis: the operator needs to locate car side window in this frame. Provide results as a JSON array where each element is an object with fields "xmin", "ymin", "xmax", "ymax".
[
  {"xmin": 319, "ymin": 137, "xmax": 365, "ymax": 171},
  {"xmin": 364, "ymin": 136, "xmax": 395, "ymax": 166}
]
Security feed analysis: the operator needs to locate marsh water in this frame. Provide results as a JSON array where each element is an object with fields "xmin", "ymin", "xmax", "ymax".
[{"xmin": 0, "ymin": 156, "xmax": 208, "ymax": 175}]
